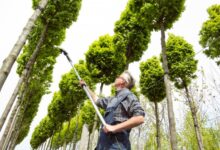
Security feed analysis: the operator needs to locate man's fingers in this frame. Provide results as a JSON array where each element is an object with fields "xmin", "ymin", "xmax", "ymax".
[{"xmin": 79, "ymin": 80, "xmax": 86, "ymax": 87}]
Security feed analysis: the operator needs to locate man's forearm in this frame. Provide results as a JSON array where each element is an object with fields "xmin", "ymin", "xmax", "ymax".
[{"xmin": 113, "ymin": 116, "xmax": 144, "ymax": 132}]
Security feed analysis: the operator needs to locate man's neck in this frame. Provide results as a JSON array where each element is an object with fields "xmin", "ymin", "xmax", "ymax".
[{"xmin": 116, "ymin": 87, "xmax": 123, "ymax": 91}]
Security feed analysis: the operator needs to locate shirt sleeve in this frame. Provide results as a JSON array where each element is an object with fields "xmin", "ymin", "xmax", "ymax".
[
  {"xmin": 126, "ymin": 94, "xmax": 145, "ymax": 117},
  {"xmin": 96, "ymin": 96, "xmax": 111, "ymax": 110}
]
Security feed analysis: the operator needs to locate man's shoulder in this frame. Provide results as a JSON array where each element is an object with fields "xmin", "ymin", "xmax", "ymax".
[{"xmin": 125, "ymin": 92, "xmax": 138, "ymax": 103}]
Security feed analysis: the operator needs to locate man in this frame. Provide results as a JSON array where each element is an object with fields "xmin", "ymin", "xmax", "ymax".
[{"xmin": 80, "ymin": 71, "xmax": 145, "ymax": 150}]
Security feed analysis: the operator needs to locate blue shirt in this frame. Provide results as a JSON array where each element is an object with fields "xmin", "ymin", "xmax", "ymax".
[{"xmin": 96, "ymin": 88, "xmax": 145, "ymax": 123}]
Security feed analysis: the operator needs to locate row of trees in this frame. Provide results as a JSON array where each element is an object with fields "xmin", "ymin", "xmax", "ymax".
[
  {"xmin": 0, "ymin": 0, "xmax": 82, "ymax": 149},
  {"xmin": 30, "ymin": 0, "xmax": 189, "ymax": 149},
  {"xmin": 0, "ymin": 0, "xmax": 219, "ymax": 149}
]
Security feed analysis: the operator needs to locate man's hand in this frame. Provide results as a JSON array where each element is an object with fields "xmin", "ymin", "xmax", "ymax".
[
  {"xmin": 103, "ymin": 124, "xmax": 117, "ymax": 133},
  {"xmin": 79, "ymin": 80, "xmax": 86, "ymax": 87}
]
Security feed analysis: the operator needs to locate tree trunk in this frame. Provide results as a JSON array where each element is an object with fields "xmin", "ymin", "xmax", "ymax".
[
  {"xmin": 0, "ymin": 0, "xmax": 48, "ymax": 92},
  {"xmin": 45, "ymin": 138, "xmax": 51, "ymax": 150},
  {"xmin": 42, "ymin": 141, "xmax": 46, "ymax": 150},
  {"xmin": 160, "ymin": 24, "xmax": 178, "ymax": 150},
  {"xmin": 136, "ymin": 126, "xmax": 141, "ymax": 150},
  {"xmin": 88, "ymin": 115, "xmax": 98, "ymax": 150},
  {"xmin": 0, "ymin": 23, "xmax": 49, "ymax": 131},
  {"xmin": 0, "ymin": 65, "xmax": 31, "ymax": 131},
  {"xmin": 71, "ymin": 108, "xmax": 80, "ymax": 150},
  {"xmin": 0, "ymin": 101, "xmax": 21, "ymax": 150},
  {"xmin": 184, "ymin": 85, "xmax": 204, "ymax": 150},
  {"xmin": 154, "ymin": 101, "xmax": 161, "ymax": 150},
  {"xmin": 88, "ymin": 83, "xmax": 104, "ymax": 150},
  {"xmin": 3, "ymin": 96, "xmax": 30, "ymax": 150},
  {"xmin": 99, "ymin": 82, "xmax": 104, "ymax": 96},
  {"xmin": 63, "ymin": 117, "xmax": 71, "ymax": 150},
  {"xmin": 0, "ymin": 23, "xmax": 49, "ymax": 150},
  {"xmin": 79, "ymin": 124, "xmax": 89, "ymax": 150},
  {"xmin": 87, "ymin": 83, "xmax": 104, "ymax": 150},
  {"xmin": 8, "ymin": 126, "xmax": 20, "ymax": 150},
  {"xmin": 49, "ymin": 133, "xmax": 54, "ymax": 150}
]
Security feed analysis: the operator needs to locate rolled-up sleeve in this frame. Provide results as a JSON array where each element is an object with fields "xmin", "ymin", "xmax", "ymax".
[{"xmin": 127, "ymin": 94, "xmax": 145, "ymax": 117}]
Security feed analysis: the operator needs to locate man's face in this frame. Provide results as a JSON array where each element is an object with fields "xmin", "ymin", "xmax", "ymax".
[{"xmin": 114, "ymin": 75, "xmax": 126, "ymax": 88}]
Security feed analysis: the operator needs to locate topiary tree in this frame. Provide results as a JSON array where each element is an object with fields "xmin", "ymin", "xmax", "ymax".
[
  {"xmin": 140, "ymin": 56, "xmax": 166, "ymax": 150},
  {"xmin": 0, "ymin": 0, "xmax": 83, "ymax": 148},
  {"xmin": 199, "ymin": 4, "xmax": 220, "ymax": 65},
  {"xmin": 30, "ymin": 116, "xmax": 59, "ymax": 149},
  {"xmin": 113, "ymin": 0, "xmax": 152, "ymax": 68},
  {"xmin": 147, "ymin": 1, "xmax": 186, "ymax": 148},
  {"xmin": 0, "ymin": 0, "xmax": 48, "ymax": 92},
  {"xmin": 85, "ymin": 34, "xmax": 125, "ymax": 90},
  {"xmin": 166, "ymin": 34, "xmax": 203, "ymax": 149},
  {"xmin": 31, "ymin": 60, "xmax": 95, "ymax": 149}
]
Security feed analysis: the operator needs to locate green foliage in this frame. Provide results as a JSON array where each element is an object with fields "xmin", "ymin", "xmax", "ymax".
[
  {"xmin": 166, "ymin": 34, "xmax": 198, "ymax": 89},
  {"xmin": 47, "ymin": 91, "xmax": 66, "ymax": 122},
  {"xmin": 179, "ymin": 111, "xmax": 220, "ymax": 150},
  {"xmin": 31, "ymin": 60, "xmax": 95, "ymax": 148},
  {"xmin": 33, "ymin": 0, "xmax": 82, "ymax": 30},
  {"xmin": 30, "ymin": 116, "xmax": 58, "ymax": 149},
  {"xmin": 202, "ymin": 126, "xmax": 220, "ymax": 150},
  {"xmin": 199, "ymin": 4, "xmax": 220, "ymax": 65},
  {"xmin": 80, "ymin": 100, "xmax": 100, "ymax": 132},
  {"xmin": 49, "ymin": 60, "xmax": 95, "ymax": 123},
  {"xmin": 51, "ymin": 113, "xmax": 83, "ymax": 149},
  {"xmin": 149, "ymin": 0, "xmax": 186, "ymax": 30},
  {"xmin": 144, "ymin": 124, "xmax": 170, "ymax": 150},
  {"xmin": 85, "ymin": 34, "xmax": 125, "ymax": 85},
  {"xmin": 16, "ymin": 85, "xmax": 45, "ymax": 145},
  {"xmin": 51, "ymin": 100, "xmax": 103, "ymax": 149},
  {"xmin": 140, "ymin": 56, "xmax": 165, "ymax": 102},
  {"xmin": 113, "ymin": 0, "xmax": 152, "ymax": 65},
  {"xmin": 16, "ymin": 0, "xmax": 82, "ymax": 144}
]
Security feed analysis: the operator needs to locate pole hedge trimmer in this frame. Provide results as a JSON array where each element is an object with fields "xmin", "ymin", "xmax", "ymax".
[{"xmin": 59, "ymin": 48, "xmax": 107, "ymax": 126}]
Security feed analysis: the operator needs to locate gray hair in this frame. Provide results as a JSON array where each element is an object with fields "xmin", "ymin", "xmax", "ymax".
[{"xmin": 120, "ymin": 71, "xmax": 135, "ymax": 89}]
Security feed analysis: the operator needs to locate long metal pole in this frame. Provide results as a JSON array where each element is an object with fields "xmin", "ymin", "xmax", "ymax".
[{"xmin": 59, "ymin": 48, "xmax": 106, "ymax": 126}]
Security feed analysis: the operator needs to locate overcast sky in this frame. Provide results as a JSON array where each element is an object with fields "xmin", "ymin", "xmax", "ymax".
[{"xmin": 0, "ymin": 0, "xmax": 220, "ymax": 149}]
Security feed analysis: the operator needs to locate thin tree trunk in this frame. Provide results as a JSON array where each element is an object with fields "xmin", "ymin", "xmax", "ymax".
[
  {"xmin": 63, "ymin": 142, "xmax": 67, "ymax": 150},
  {"xmin": 184, "ymin": 85, "xmax": 204, "ymax": 150},
  {"xmin": 42, "ymin": 141, "xmax": 47, "ymax": 150},
  {"xmin": 3, "ymin": 93, "xmax": 31, "ymax": 150},
  {"xmin": 46, "ymin": 138, "xmax": 50, "ymax": 150},
  {"xmin": 160, "ymin": 24, "xmax": 178, "ymax": 150},
  {"xmin": 99, "ymin": 83, "xmax": 104, "ymax": 96},
  {"xmin": 154, "ymin": 101, "xmax": 161, "ymax": 150},
  {"xmin": 0, "ymin": 0, "xmax": 48, "ymax": 92},
  {"xmin": 71, "ymin": 109, "xmax": 80, "ymax": 150},
  {"xmin": 0, "ymin": 101, "xmax": 21, "ymax": 150},
  {"xmin": 0, "ymin": 23, "xmax": 49, "ymax": 131},
  {"xmin": 1, "ymin": 81, "xmax": 34, "ymax": 149},
  {"xmin": 63, "ymin": 117, "xmax": 71, "ymax": 150},
  {"xmin": 49, "ymin": 133, "xmax": 54, "ymax": 150},
  {"xmin": 0, "ymin": 24, "xmax": 49, "ymax": 150},
  {"xmin": 88, "ymin": 115, "xmax": 98, "ymax": 150},
  {"xmin": 8, "ymin": 127, "xmax": 20, "ymax": 150},
  {"xmin": 0, "ymin": 65, "xmax": 31, "ymax": 131},
  {"xmin": 79, "ymin": 124, "xmax": 89, "ymax": 150},
  {"xmin": 136, "ymin": 126, "xmax": 141, "ymax": 150},
  {"xmin": 88, "ymin": 83, "xmax": 104, "ymax": 150}
]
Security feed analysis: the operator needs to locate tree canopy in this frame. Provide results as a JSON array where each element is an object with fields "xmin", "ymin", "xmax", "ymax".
[
  {"xmin": 199, "ymin": 4, "xmax": 220, "ymax": 65},
  {"xmin": 166, "ymin": 33, "xmax": 198, "ymax": 89},
  {"xmin": 140, "ymin": 56, "xmax": 165, "ymax": 102}
]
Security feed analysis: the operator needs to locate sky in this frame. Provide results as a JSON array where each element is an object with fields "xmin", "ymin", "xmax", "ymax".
[{"xmin": 0, "ymin": 0, "xmax": 220, "ymax": 149}]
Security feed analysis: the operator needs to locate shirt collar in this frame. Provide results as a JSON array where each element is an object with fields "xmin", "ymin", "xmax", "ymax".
[{"xmin": 116, "ymin": 88, "xmax": 129, "ymax": 97}]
